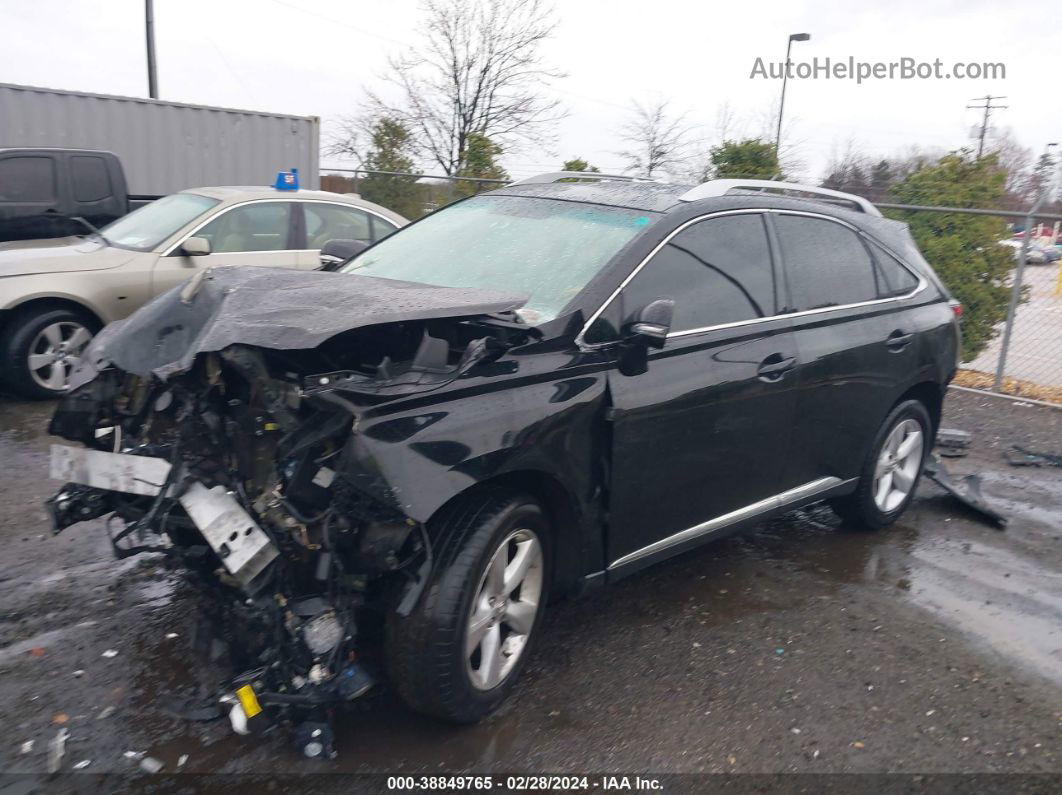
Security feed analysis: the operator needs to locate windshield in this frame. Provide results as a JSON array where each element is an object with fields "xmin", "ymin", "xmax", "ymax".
[
  {"xmin": 100, "ymin": 193, "xmax": 220, "ymax": 251},
  {"xmin": 340, "ymin": 195, "xmax": 656, "ymax": 322}
]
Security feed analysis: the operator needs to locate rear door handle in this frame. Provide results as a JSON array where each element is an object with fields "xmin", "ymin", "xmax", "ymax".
[
  {"xmin": 886, "ymin": 331, "xmax": 913, "ymax": 351},
  {"xmin": 757, "ymin": 354, "xmax": 796, "ymax": 381}
]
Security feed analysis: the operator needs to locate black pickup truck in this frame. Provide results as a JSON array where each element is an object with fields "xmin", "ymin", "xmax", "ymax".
[{"xmin": 0, "ymin": 148, "xmax": 157, "ymax": 242}]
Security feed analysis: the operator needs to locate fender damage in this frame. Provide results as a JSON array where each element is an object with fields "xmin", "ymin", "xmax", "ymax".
[{"xmin": 45, "ymin": 266, "xmax": 537, "ymax": 753}]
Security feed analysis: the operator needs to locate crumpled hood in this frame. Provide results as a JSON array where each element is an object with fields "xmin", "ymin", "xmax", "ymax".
[
  {"xmin": 0, "ymin": 236, "xmax": 136, "ymax": 277},
  {"xmin": 75, "ymin": 265, "xmax": 528, "ymax": 383}
]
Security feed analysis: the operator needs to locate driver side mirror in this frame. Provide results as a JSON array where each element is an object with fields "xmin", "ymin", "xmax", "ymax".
[
  {"xmin": 180, "ymin": 236, "xmax": 211, "ymax": 257},
  {"xmin": 626, "ymin": 298, "xmax": 674, "ymax": 350}
]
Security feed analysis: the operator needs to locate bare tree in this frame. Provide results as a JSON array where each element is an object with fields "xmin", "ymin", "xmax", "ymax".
[
  {"xmin": 986, "ymin": 127, "xmax": 1034, "ymax": 196},
  {"xmin": 615, "ymin": 99, "xmax": 693, "ymax": 178},
  {"xmin": 366, "ymin": 0, "xmax": 565, "ymax": 176},
  {"xmin": 325, "ymin": 115, "xmax": 372, "ymax": 164}
]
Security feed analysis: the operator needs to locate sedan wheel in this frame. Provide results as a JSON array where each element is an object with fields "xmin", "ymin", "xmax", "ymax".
[
  {"xmin": 28, "ymin": 321, "xmax": 93, "ymax": 392},
  {"xmin": 873, "ymin": 418, "xmax": 924, "ymax": 513},
  {"xmin": 465, "ymin": 528, "xmax": 544, "ymax": 691}
]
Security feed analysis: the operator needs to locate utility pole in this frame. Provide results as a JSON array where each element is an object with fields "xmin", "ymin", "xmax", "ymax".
[
  {"xmin": 966, "ymin": 95, "xmax": 1007, "ymax": 158},
  {"xmin": 145, "ymin": 0, "xmax": 158, "ymax": 99}
]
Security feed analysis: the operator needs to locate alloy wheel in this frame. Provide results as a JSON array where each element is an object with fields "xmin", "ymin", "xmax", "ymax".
[
  {"xmin": 465, "ymin": 528, "xmax": 544, "ymax": 691},
  {"xmin": 27, "ymin": 321, "xmax": 93, "ymax": 392},
  {"xmin": 873, "ymin": 418, "xmax": 924, "ymax": 513}
]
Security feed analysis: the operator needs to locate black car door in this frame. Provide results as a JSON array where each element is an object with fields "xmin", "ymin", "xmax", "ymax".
[
  {"xmin": 771, "ymin": 212, "xmax": 909, "ymax": 486},
  {"xmin": 603, "ymin": 212, "xmax": 800, "ymax": 573}
]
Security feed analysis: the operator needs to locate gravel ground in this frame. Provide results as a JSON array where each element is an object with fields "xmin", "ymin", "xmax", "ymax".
[{"xmin": 0, "ymin": 388, "xmax": 1060, "ymax": 785}]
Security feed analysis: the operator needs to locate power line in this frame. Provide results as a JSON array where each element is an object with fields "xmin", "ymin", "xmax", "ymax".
[{"xmin": 966, "ymin": 95, "xmax": 1008, "ymax": 158}]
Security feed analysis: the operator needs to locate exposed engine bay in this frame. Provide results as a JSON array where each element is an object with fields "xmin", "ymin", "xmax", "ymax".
[{"xmin": 45, "ymin": 267, "xmax": 533, "ymax": 758}]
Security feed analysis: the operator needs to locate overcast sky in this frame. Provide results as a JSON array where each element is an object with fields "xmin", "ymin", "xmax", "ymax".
[{"xmin": 1, "ymin": 0, "xmax": 1057, "ymax": 182}]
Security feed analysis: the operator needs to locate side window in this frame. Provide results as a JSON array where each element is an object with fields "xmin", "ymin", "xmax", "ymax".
[
  {"xmin": 621, "ymin": 214, "xmax": 775, "ymax": 332},
  {"xmin": 774, "ymin": 215, "xmax": 879, "ymax": 311},
  {"xmin": 71, "ymin": 156, "xmax": 113, "ymax": 202},
  {"xmin": 369, "ymin": 215, "xmax": 398, "ymax": 242},
  {"xmin": 0, "ymin": 156, "xmax": 56, "ymax": 202},
  {"xmin": 196, "ymin": 202, "xmax": 292, "ymax": 253},
  {"xmin": 304, "ymin": 203, "xmax": 372, "ymax": 248},
  {"xmin": 867, "ymin": 240, "xmax": 919, "ymax": 297}
]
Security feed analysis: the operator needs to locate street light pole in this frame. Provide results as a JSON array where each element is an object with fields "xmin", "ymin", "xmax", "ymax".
[
  {"xmin": 775, "ymin": 32, "xmax": 810, "ymax": 165},
  {"xmin": 145, "ymin": 0, "xmax": 158, "ymax": 99}
]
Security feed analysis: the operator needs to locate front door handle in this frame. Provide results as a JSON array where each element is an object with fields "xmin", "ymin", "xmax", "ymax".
[
  {"xmin": 757, "ymin": 354, "xmax": 796, "ymax": 381},
  {"xmin": 886, "ymin": 330, "xmax": 913, "ymax": 351}
]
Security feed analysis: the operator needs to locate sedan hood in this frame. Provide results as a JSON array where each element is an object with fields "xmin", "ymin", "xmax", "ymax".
[
  {"xmin": 0, "ymin": 236, "xmax": 137, "ymax": 277},
  {"xmin": 76, "ymin": 266, "xmax": 528, "ymax": 382}
]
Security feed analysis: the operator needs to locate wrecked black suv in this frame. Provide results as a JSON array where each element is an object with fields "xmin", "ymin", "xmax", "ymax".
[{"xmin": 47, "ymin": 174, "xmax": 959, "ymax": 752}]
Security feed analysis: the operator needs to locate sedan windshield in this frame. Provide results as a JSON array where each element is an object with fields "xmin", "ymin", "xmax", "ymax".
[
  {"xmin": 340, "ymin": 195, "xmax": 656, "ymax": 322},
  {"xmin": 100, "ymin": 193, "xmax": 220, "ymax": 251}
]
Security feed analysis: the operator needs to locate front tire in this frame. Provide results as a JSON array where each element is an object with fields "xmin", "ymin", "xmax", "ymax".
[
  {"xmin": 385, "ymin": 488, "xmax": 550, "ymax": 723},
  {"xmin": 831, "ymin": 399, "xmax": 931, "ymax": 530},
  {"xmin": 1, "ymin": 307, "xmax": 95, "ymax": 400}
]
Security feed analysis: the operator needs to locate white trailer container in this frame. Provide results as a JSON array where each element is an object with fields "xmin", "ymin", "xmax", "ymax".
[{"xmin": 0, "ymin": 82, "xmax": 320, "ymax": 194}]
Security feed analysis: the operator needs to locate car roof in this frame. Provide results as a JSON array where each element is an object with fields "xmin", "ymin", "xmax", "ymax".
[
  {"xmin": 486, "ymin": 180, "xmax": 903, "ymax": 237},
  {"xmin": 178, "ymin": 186, "xmax": 408, "ymax": 225},
  {"xmin": 483, "ymin": 178, "xmax": 935, "ymax": 284},
  {"xmin": 487, "ymin": 181, "xmax": 693, "ymax": 212}
]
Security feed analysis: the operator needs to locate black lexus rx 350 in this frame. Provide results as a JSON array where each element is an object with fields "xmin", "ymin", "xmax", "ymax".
[{"xmin": 48, "ymin": 175, "xmax": 960, "ymax": 739}]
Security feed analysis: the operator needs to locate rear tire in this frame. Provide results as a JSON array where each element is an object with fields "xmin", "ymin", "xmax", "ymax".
[
  {"xmin": 0, "ymin": 307, "xmax": 96, "ymax": 400},
  {"xmin": 830, "ymin": 399, "xmax": 931, "ymax": 530},
  {"xmin": 385, "ymin": 488, "xmax": 550, "ymax": 723}
]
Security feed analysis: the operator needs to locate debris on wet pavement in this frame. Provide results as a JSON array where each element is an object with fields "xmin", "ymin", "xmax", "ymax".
[
  {"xmin": 19, "ymin": 740, "xmax": 33, "ymax": 755},
  {"xmin": 139, "ymin": 756, "xmax": 164, "ymax": 774},
  {"xmin": 936, "ymin": 427, "xmax": 972, "ymax": 457},
  {"xmin": 96, "ymin": 706, "xmax": 116, "ymax": 720},
  {"xmin": 72, "ymin": 759, "xmax": 91, "ymax": 770},
  {"xmin": 923, "ymin": 454, "xmax": 1008, "ymax": 527},
  {"xmin": 0, "ymin": 389, "xmax": 1059, "ymax": 775},
  {"xmin": 101, "ymin": 649, "xmax": 118, "ymax": 658},
  {"xmin": 45, "ymin": 728, "xmax": 67, "ymax": 774},
  {"xmin": 177, "ymin": 753, "xmax": 189, "ymax": 768},
  {"xmin": 1006, "ymin": 445, "xmax": 1062, "ymax": 468}
]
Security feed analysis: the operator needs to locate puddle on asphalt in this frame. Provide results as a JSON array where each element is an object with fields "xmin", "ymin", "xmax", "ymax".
[
  {"xmin": 903, "ymin": 537, "xmax": 1062, "ymax": 686},
  {"xmin": 18, "ymin": 458, "xmax": 1057, "ymax": 771}
]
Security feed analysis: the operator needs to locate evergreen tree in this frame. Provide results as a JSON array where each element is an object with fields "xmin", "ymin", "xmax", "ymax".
[
  {"xmin": 708, "ymin": 138, "xmax": 782, "ymax": 180},
  {"xmin": 888, "ymin": 152, "xmax": 1015, "ymax": 360},
  {"xmin": 358, "ymin": 117, "xmax": 423, "ymax": 220}
]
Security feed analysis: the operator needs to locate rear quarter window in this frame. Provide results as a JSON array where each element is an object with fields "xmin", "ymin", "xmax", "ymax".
[{"xmin": 867, "ymin": 240, "xmax": 920, "ymax": 297}]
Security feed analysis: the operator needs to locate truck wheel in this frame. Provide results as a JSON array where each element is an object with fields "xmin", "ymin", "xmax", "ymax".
[
  {"xmin": 0, "ymin": 308, "xmax": 96, "ymax": 400},
  {"xmin": 386, "ymin": 488, "xmax": 550, "ymax": 723},
  {"xmin": 831, "ymin": 399, "xmax": 931, "ymax": 530}
]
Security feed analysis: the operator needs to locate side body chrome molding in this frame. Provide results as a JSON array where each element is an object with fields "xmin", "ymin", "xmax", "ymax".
[{"xmin": 607, "ymin": 476, "xmax": 849, "ymax": 571}]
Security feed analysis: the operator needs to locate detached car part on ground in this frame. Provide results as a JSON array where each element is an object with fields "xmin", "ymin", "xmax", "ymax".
[{"xmin": 45, "ymin": 176, "xmax": 960, "ymax": 757}]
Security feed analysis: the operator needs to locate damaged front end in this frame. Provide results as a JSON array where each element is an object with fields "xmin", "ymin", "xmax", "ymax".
[{"xmin": 45, "ymin": 266, "xmax": 531, "ymax": 756}]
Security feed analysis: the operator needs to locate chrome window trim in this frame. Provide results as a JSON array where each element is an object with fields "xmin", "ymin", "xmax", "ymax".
[
  {"xmin": 576, "ymin": 208, "xmax": 927, "ymax": 350},
  {"xmin": 160, "ymin": 198, "xmax": 394, "ymax": 257},
  {"xmin": 607, "ymin": 476, "xmax": 850, "ymax": 571}
]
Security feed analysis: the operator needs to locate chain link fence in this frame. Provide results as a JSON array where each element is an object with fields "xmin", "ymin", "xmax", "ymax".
[{"xmin": 958, "ymin": 223, "xmax": 1062, "ymax": 405}]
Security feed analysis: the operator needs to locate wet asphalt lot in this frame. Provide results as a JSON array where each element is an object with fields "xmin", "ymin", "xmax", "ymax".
[{"xmin": 0, "ymin": 388, "xmax": 1060, "ymax": 783}]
